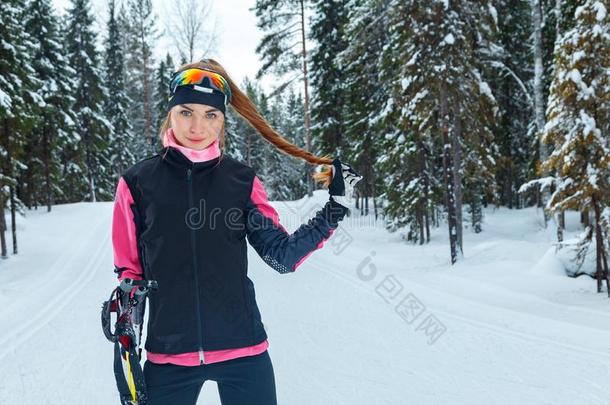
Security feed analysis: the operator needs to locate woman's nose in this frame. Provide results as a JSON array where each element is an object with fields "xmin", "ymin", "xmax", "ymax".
[{"xmin": 190, "ymin": 114, "xmax": 206, "ymax": 131}]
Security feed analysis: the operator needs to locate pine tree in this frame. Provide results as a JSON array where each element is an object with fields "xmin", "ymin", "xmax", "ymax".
[
  {"xmin": 309, "ymin": 0, "xmax": 350, "ymax": 156},
  {"xmin": 374, "ymin": 0, "xmax": 435, "ymax": 242},
  {"xmin": 223, "ymin": 109, "xmax": 242, "ymax": 160},
  {"xmin": 543, "ymin": 0, "xmax": 584, "ymax": 239},
  {"xmin": 252, "ymin": 0, "xmax": 315, "ymax": 196},
  {"xmin": 104, "ymin": 0, "xmax": 136, "ymax": 181},
  {"xmin": 0, "ymin": 0, "xmax": 39, "ymax": 256},
  {"xmin": 261, "ymin": 90, "xmax": 308, "ymax": 201},
  {"xmin": 282, "ymin": 89, "xmax": 308, "ymax": 199},
  {"xmin": 459, "ymin": 1, "xmax": 500, "ymax": 241},
  {"xmin": 23, "ymin": 0, "xmax": 75, "ymax": 211},
  {"xmin": 543, "ymin": 0, "xmax": 583, "ymax": 98},
  {"xmin": 64, "ymin": 0, "xmax": 113, "ymax": 202},
  {"xmin": 380, "ymin": 0, "xmax": 499, "ymax": 262},
  {"xmin": 541, "ymin": 0, "xmax": 610, "ymax": 294},
  {"xmin": 253, "ymin": 86, "xmax": 274, "ymax": 182},
  {"xmin": 338, "ymin": 0, "xmax": 389, "ymax": 218},
  {"xmin": 153, "ymin": 53, "xmax": 175, "ymax": 144},
  {"xmin": 227, "ymin": 78, "xmax": 268, "ymax": 172},
  {"xmin": 493, "ymin": 0, "xmax": 535, "ymax": 208},
  {"xmin": 261, "ymin": 92, "xmax": 290, "ymax": 200},
  {"xmin": 124, "ymin": 0, "xmax": 159, "ymax": 159}
]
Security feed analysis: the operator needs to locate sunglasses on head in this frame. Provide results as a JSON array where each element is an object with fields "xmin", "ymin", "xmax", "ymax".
[{"xmin": 168, "ymin": 68, "xmax": 232, "ymax": 104}]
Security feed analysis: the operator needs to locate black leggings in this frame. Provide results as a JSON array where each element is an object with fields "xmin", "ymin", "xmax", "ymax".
[{"xmin": 143, "ymin": 350, "xmax": 278, "ymax": 405}]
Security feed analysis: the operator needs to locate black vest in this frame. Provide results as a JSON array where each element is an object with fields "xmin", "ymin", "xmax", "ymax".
[{"xmin": 121, "ymin": 147, "xmax": 267, "ymax": 353}]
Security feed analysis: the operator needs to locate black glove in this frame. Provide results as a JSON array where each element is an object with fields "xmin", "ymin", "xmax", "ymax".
[
  {"xmin": 329, "ymin": 157, "xmax": 363, "ymax": 197},
  {"xmin": 327, "ymin": 158, "xmax": 363, "ymax": 214}
]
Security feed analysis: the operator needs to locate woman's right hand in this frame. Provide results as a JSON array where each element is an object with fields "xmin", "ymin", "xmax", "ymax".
[{"xmin": 328, "ymin": 158, "xmax": 363, "ymax": 208}]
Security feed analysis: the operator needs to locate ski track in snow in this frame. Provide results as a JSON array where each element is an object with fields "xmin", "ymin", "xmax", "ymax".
[
  {"xmin": 0, "ymin": 198, "xmax": 609, "ymax": 404},
  {"xmin": 317, "ymin": 259, "xmax": 610, "ymax": 360},
  {"xmin": 0, "ymin": 213, "xmax": 109, "ymax": 363}
]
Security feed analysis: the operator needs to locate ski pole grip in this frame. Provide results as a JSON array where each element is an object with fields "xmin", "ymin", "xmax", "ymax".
[
  {"xmin": 135, "ymin": 286, "xmax": 148, "ymax": 296},
  {"xmin": 119, "ymin": 278, "xmax": 159, "ymax": 292},
  {"xmin": 119, "ymin": 278, "xmax": 135, "ymax": 293}
]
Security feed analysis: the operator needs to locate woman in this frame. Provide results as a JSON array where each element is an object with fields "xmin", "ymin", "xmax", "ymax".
[{"xmin": 111, "ymin": 58, "xmax": 362, "ymax": 405}]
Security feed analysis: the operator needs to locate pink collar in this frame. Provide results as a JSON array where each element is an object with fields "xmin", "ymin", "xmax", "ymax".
[{"xmin": 162, "ymin": 128, "xmax": 221, "ymax": 163}]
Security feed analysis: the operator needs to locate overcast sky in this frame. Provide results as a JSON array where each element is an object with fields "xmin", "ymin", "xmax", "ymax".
[{"xmin": 51, "ymin": 0, "xmax": 275, "ymax": 93}]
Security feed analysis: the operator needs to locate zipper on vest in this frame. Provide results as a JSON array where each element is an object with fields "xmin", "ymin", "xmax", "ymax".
[{"xmin": 187, "ymin": 167, "xmax": 205, "ymax": 365}]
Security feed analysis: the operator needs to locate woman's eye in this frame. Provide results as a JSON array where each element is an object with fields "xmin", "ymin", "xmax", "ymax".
[
  {"xmin": 180, "ymin": 110, "xmax": 192, "ymax": 117},
  {"xmin": 206, "ymin": 113, "xmax": 217, "ymax": 119}
]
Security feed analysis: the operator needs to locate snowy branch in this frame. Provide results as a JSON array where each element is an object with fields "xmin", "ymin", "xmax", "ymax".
[{"xmin": 487, "ymin": 60, "xmax": 534, "ymax": 110}]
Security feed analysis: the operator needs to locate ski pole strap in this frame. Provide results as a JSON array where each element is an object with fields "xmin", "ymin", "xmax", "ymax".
[
  {"xmin": 101, "ymin": 279, "xmax": 159, "ymax": 342},
  {"xmin": 101, "ymin": 287, "xmax": 120, "ymax": 342}
]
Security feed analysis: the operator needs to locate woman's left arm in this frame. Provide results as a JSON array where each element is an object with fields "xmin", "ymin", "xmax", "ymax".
[{"xmin": 245, "ymin": 175, "xmax": 349, "ymax": 274}]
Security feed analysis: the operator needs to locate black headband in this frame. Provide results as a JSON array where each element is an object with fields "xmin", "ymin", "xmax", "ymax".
[
  {"xmin": 167, "ymin": 67, "xmax": 232, "ymax": 113},
  {"xmin": 167, "ymin": 85, "xmax": 227, "ymax": 114}
]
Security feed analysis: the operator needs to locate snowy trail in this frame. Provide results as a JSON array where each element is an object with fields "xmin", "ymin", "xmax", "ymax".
[
  {"xmin": 318, "ymin": 258, "xmax": 610, "ymax": 361},
  {"xmin": 0, "ymin": 209, "xmax": 110, "ymax": 363},
  {"xmin": 318, "ymin": 251, "xmax": 610, "ymax": 359},
  {"xmin": 301, "ymin": 252, "xmax": 610, "ymax": 403},
  {"xmin": 0, "ymin": 203, "xmax": 116, "ymax": 404},
  {"xmin": 0, "ymin": 198, "xmax": 609, "ymax": 404}
]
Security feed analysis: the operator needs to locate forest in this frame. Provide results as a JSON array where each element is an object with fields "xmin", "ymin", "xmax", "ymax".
[{"xmin": 0, "ymin": 0, "xmax": 608, "ymax": 293}]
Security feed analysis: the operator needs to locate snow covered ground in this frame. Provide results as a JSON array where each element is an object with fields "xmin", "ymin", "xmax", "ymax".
[{"xmin": 0, "ymin": 191, "xmax": 609, "ymax": 404}]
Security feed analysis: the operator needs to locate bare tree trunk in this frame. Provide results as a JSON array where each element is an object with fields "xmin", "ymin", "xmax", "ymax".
[
  {"xmin": 143, "ymin": 52, "xmax": 154, "ymax": 154},
  {"xmin": 425, "ymin": 208, "xmax": 431, "ymax": 243},
  {"xmin": 9, "ymin": 186, "xmax": 17, "ymax": 254},
  {"xmin": 451, "ymin": 108, "xmax": 463, "ymax": 255},
  {"xmin": 601, "ymin": 246, "xmax": 610, "ymax": 297},
  {"xmin": 43, "ymin": 128, "xmax": 52, "ymax": 212},
  {"xmin": 581, "ymin": 208, "xmax": 590, "ymax": 227},
  {"xmin": 420, "ymin": 147, "xmax": 431, "ymax": 243},
  {"xmin": 3, "ymin": 118, "xmax": 17, "ymax": 254},
  {"xmin": 372, "ymin": 182, "xmax": 378, "ymax": 220},
  {"xmin": 417, "ymin": 198, "xmax": 425, "ymax": 245},
  {"xmin": 359, "ymin": 195, "xmax": 363, "ymax": 215},
  {"xmin": 507, "ymin": 162, "xmax": 513, "ymax": 209},
  {"xmin": 440, "ymin": 82, "xmax": 459, "ymax": 264},
  {"xmin": 85, "ymin": 141, "xmax": 96, "ymax": 203},
  {"xmin": 557, "ymin": 211, "xmax": 565, "ymax": 242},
  {"xmin": 418, "ymin": 137, "xmax": 431, "ymax": 244},
  {"xmin": 531, "ymin": 0, "xmax": 549, "ymax": 226},
  {"xmin": 299, "ymin": 0, "xmax": 313, "ymax": 197},
  {"xmin": 0, "ymin": 195, "xmax": 6, "ymax": 258},
  {"xmin": 592, "ymin": 194, "xmax": 607, "ymax": 293},
  {"xmin": 24, "ymin": 164, "xmax": 33, "ymax": 210}
]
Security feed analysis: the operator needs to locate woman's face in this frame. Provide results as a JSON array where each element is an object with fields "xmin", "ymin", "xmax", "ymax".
[{"xmin": 170, "ymin": 103, "xmax": 224, "ymax": 150}]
